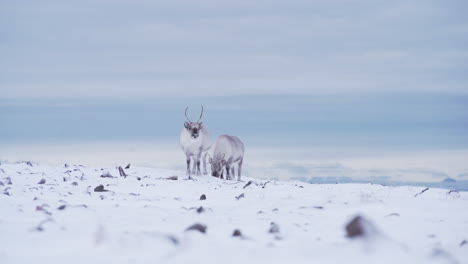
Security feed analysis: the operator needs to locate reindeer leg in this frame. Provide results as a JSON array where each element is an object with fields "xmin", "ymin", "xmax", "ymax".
[
  {"xmin": 238, "ymin": 158, "xmax": 243, "ymax": 181},
  {"xmin": 202, "ymin": 152, "xmax": 208, "ymax": 175},
  {"xmin": 192, "ymin": 157, "xmax": 197, "ymax": 175},
  {"xmin": 195, "ymin": 153, "xmax": 202, "ymax": 176},
  {"xmin": 226, "ymin": 164, "xmax": 231, "ymax": 180},
  {"xmin": 186, "ymin": 154, "xmax": 191, "ymax": 179}
]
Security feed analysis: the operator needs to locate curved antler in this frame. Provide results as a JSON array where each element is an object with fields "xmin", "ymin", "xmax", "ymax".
[
  {"xmin": 184, "ymin": 106, "xmax": 192, "ymax": 122},
  {"xmin": 197, "ymin": 105, "xmax": 204, "ymax": 122}
]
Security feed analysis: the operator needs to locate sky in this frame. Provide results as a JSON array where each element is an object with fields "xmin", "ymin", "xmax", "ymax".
[{"xmin": 1, "ymin": 0, "xmax": 468, "ymax": 183}]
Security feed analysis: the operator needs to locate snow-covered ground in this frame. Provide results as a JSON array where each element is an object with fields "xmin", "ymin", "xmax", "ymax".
[{"xmin": 1, "ymin": 161, "xmax": 467, "ymax": 264}]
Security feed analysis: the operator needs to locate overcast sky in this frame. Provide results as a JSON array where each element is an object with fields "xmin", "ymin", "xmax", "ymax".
[
  {"xmin": 1, "ymin": 1, "xmax": 468, "ymax": 183},
  {"xmin": 1, "ymin": 0, "xmax": 467, "ymax": 99}
]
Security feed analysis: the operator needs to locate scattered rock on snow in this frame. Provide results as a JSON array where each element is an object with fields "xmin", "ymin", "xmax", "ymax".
[
  {"xmin": 243, "ymin": 181, "xmax": 253, "ymax": 189},
  {"xmin": 414, "ymin": 187, "xmax": 429, "ymax": 197},
  {"xmin": 200, "ymin": 194, "xmax": 207, "ymax": 200},
  {"xmin": 71, "ymin": 182, "xmax": 78, "ymax": 186},
  {"xmin": 269, "ymin": 222, "xmax": 280, "ymax": 234},
  {"xmin": 232, "ymin": 229, "xmax": 243, "ymax": 237},
  {"xmin": 101, "ymin": 172, "xmax": 115, "ymax": 178},
  {"xmin": 166, "ymin": 176, "xmax": 178, "ymax": 180},
  {"xmin": 185, "ymin": 223, "xmax": 207, "ymax": 233},
  {"xmin": 57, "ymin": 205, "xmax": 66, "ymax": 210},
  {"xmin": 94, "ymin": 185, "xmax": 108, "ymax": 192},
  {"xmin": 460, "ymin": 240, "xmax": 467, "ymax": 247},
  {"xmin": 385, "ymin": 213, "xmax": 400, "ymax": 217},
  {"xmin": 38, "ymin": 179, "xmax": 46, "ymax": 184},
  {"xmin": 5, "ymin": 177, "xmax": 12, "ymax": 185},
  {"xmin": 196, "ymin": 206, "xmax": 205, "ymax": 213},
  {"xmin": 118, "ymin": 166, "xmax": 127, "ymax": 177},
  {"xmin": 345, "ymin": 215, "xmax": 378, "ymax": 239},
  {"xmin": 166, "ymin": 235, "xmax": 179, "ymax": 245},
  {"xmin": 235, "ymin": 193, "xmax": 245, "ymax": 200},
  {"xmin": 125, "ymin": 163, "xmax": 131, "ymax": 169}
]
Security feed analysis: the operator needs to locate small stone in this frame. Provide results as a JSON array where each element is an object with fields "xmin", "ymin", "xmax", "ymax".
[
  {"xmin": 94, "ymin": 185, "xmax": 108, "ymax": 192},
  {"xmin": 38, "ymin": 179, "xmax": 46, "ymax": 184},
  {"xmin": 125, "ymin": 164, "xmax": 131, "ymax": 169},
  {"xmin": 269, "ymin": 222, "xmax": 280, "ymax": 233},
  {"xmin": 5, "ymin": 177, "xmax": 12, "ymax": 185},
  {"xmin": 235, "ymin": 193, "xmax": 245, "ymax": 200},
  {"xmin": 57, "ymin": 205, "xmax": 66, "ymax": 210},
  {"xmin": 100, "ymin": 172, "xmax": 114, "ymax": 178},
  {"xmin": 232, "ymin": 229, "xmax": 243, "ymax": 237},
  {"xmin": 71, "ymin": 182, "xmax": 78, "ymax": 186},
  {"xmin": 185, "ymin": 223, "xmax": 207, "ymax": 233},
  {"xmin": 345, "ymin": 215, "xmax": 377, "ymax": 238},
  {"xmin": 200, "ymin": 194, "xmax": 206, "ymax": 200},
  {"xmin": 166, "ymin": 176, "xmax": 178, "ymax": 180},
  {"xmin": 196, "ymin": 206, "xmax": 205, "ymax": 213}
]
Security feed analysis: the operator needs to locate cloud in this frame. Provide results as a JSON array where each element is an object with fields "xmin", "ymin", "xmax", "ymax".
[{"xmin": 1, "ymin": 0, "xmax": 468, "ymax": 99}]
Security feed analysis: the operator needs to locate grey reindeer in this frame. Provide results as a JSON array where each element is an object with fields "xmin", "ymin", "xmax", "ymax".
[
  {"xmin": 179, "ymin": 105, "xmax": 212, "ymax": 179},
  {"xmin": 210, "ymin": 135, "xmax": 244, "ymax": 181}
]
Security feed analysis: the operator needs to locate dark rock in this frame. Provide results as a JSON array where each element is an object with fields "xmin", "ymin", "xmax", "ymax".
[
  {"xmin": 5, "ymin": 177, "xmax": 12, "ymax": 185},
  {"xmin": 185, "ymin": 223, "xmax": 207, "ymax": 233},
  {"xmin": 232, "ymin": 229, "xmax": 243, "ymax": 237},
  {"xmin": 118, "ymin": 166, "xmax": 127, "ymax": 177},
  {"xmin": 100, "ymin": 172, "xmax": 114, "ymax": 178},
  {"xmin": 235, "ymin": 193, "xmax": 245, "ymax": 200},
  {"xmin": 385, "ymin": 213, "xmax": 400, "ymax": 217},
  {"xmin": 269, "ymin": 222, "xmax": 280, "ymax": 233},
  {"xmin": 57, "ymin": 205, "xmax": 66, "ymax": 210},
  {"xmin": 166, "ymin": 176, "xmax": 178, "ymax": 180},
  {"xmin": 166, "ymin": 235, "xmax": 179, "ymax": 245},
  {"xmin": 414, "ymin": 187, "xmax": 429, "ymax": 197},
  {"xmin": 313, "ymin": 206, "xmax": 324, "ymax": 210},
  {"xmin": 460, "ymin": 240, "xmax": 467, "ymax": 247},
  {"xmin": 71, "ymin": 182, "xmax": 78, "ymax": 186},
  {"xmin": 136, "ymin": 177, "xmax": 141, "ymax": 181},
  {"xmin": 200, "ymin": 194, "xmax": 206, "ymax": 200},
  {"xmin": 345, "ymin": 215, "xmax": 377, "ymax": 238},
  {"xmin": 125, "ymin": 164, "xmax": 131, "ymax": 169},
  {"xmin": 94, "ymin": 185, "xmax": 108, "ymax": 192},
  {"xmin": 196, "ymin": 206, "xmax": 205, "ymax": 213},
  {"xmin": 38, "ymin": 179, "xmax": 46, "ymax": 184},
  {"xmin": 64, "ymin": 163, "xmax": 69, "ymax": 168},
  {"xmin": 243, "ymin": 181, "xmax": 253, "ymax": 189}
]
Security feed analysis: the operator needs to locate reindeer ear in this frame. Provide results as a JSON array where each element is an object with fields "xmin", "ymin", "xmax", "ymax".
[{"xmin": 184, "ymin": 122, "xmax": 190, "ymax": 129}]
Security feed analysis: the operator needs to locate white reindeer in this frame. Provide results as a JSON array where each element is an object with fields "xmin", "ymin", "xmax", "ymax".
[
  {"xmin": 210, "ymin": 135, "xmax": 244, "ymax": 181},
  {"xmin": 180, "ymin": 105, "xmax": 212, "ymax": 179}
]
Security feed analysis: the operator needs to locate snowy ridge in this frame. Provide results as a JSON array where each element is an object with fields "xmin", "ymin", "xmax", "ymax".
[{"xmin": 0, "ymin": 161, "xmax": 467, "ymax": 264}]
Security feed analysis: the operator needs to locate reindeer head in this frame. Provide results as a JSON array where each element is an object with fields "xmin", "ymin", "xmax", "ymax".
[
  {"xmin": 184, "ymin": 105, "xmax": 204, "ymax": 139},
  {"xmin": 209, "ymin": 153, "xmax": 226, "ymax": 178}
]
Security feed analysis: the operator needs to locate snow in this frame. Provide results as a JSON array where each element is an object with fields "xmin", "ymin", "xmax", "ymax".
[{"xmin": 1, "ymin": 161, "xmax": 467, "ymax": 264}]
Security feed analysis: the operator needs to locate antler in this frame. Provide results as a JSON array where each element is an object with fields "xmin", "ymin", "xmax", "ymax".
[
  {"xmin": 184, "ymin": 106, "xmax": 192, "ymax": 122},
  {"xmin": 197, "ymin": 105, "xmax": 204, "ymax": 122}
]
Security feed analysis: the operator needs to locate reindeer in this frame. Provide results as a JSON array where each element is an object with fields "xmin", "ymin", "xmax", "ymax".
[
  {"xmin": 209, "ymin": 135, "xmax": 244, "ymax": 181},
  {"xmin": 180, "ymin": 105, "xmax": 212, "ymax": 179}
]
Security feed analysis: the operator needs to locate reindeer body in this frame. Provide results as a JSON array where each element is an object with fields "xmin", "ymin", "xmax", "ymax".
[
  {"xmin": 211, "ymin": 135, "xmax": 244, "ymax": 181},
  {"xmin": 179, "ymin": 106, "xmax": 212, "ymax": 178}
]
